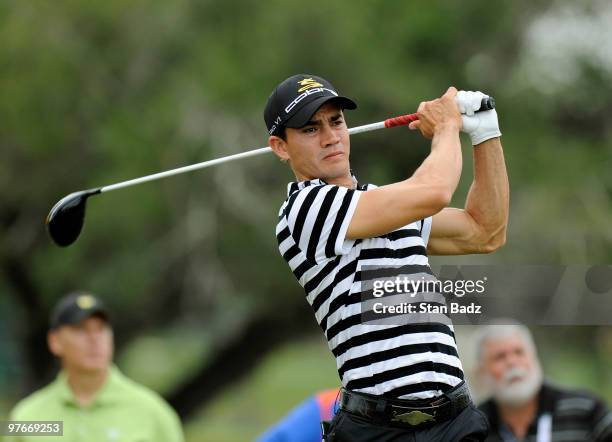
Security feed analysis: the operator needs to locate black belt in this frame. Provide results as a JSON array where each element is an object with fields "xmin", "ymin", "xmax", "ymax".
[{"xmin": 340, "ymin": 381, "xmax": 472, "ymax": 428}]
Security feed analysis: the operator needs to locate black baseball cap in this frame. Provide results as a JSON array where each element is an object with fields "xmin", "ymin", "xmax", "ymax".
[
  {"xmin": 50, "ymin": 292, "xmax": 110, "ymax": 330},
  {"xmin": 264, "ymin": 74, "xmax": 357, "ymax": 136}
]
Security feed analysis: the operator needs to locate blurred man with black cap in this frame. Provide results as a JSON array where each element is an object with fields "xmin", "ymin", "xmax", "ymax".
[
  {"xmin": 9, "ymin": 292, "xmax": 184, "ymax": 442},
  {"xmin": 267, "ymin": 74, "xmax": 508, "ymax": 441}
]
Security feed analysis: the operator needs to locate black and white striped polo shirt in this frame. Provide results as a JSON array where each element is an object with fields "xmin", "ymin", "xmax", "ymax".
[{"xmin": 276, "ymin": 177, "xmax": 464, "ymax": 399}]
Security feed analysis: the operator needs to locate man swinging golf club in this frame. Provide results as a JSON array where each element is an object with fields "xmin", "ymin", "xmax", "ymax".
[{"xmin": 266, "ymin": 74, "xmax": 508, "ymax": 441}]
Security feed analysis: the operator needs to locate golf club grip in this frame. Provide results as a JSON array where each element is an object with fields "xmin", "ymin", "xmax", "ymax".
[{"xmin": 384, "ymin": 96, "xmax": 495, "ymax": 129}]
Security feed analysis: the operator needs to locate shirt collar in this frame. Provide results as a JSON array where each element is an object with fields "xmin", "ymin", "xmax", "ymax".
[
  {"xmin": 536, "ymin": 381, "xmax": 555, "ymax": 414},
  {"xmin": 286, "ymin": 172, "xmax": 366, "ymax": 197},
  {"xmin": 55, "ymin": 365, "xmax": 122, "ymax": 408},
  {"xmin": 286, "ymin": 178, "xmax": 326, "ymax": 196}
]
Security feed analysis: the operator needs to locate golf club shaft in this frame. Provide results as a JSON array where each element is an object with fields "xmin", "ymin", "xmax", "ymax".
[
  {"xmin": 101, "ymin": 95, "xmax": 494, "ymax": 193},
  {"xmin": 101, "ymin": 117, "xmax": 399, "ymax": 193}
]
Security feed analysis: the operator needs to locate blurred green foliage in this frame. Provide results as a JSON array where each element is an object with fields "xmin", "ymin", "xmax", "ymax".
[
  {"xmin": 2, "ymin": 0, "xmax": 612, "ymax": 440},
  {"xmin": 184, "ymin": 337, "xmax": 337, "ymax": 442}
]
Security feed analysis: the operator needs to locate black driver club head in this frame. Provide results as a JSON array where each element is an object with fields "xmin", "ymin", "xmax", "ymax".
[{"xmin": 45, "ymin": 188, "xmax": 101, "ymax": 247}]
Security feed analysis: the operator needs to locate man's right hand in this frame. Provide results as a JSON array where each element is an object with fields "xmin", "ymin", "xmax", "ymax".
[
  {"xmin": 346, "ymin": 88, "xmax": 464, "ymax": 240},
  {"xmin": 408, "ymin": 87, "xmax": 462, "ymax": 140}
]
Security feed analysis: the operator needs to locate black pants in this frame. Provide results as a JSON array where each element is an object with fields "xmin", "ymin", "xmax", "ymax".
[{"xmin": 326, "ymin": 404, "xmax": 489, "ymax": 442}]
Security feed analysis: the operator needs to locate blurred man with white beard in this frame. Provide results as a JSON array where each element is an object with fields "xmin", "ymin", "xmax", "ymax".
[{"xmin": 475, "ymin": 323, "xmax": 612, "ymax": 442}]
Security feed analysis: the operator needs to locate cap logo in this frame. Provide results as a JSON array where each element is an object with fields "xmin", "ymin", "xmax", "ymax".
[
  {"xmin": 284, "ymin": 87, "xmax": 338, "ymax": 114},
  {"xmin": 269, "ymin": 116, "xmax": 282, "ymax": 135},
  {"xmin": 76, "ymin": 295, "xmax": 96, "ymax": 310},
  {"xmin": 297, "ymin": 78, "xmax": 323, "ymax": 93}
]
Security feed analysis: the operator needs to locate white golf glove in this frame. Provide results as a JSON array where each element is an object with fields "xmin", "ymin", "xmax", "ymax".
[{"xmin": 456, "ymin": 90, "xmax": 501, "ymax": 146}]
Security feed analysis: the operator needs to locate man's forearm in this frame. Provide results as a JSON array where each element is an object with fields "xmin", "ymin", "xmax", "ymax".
[
  {"xmin": 347, "ymin": 124, "xmax": 464, "ymax": 240},
  {"xmin": 411, "ymin": 124, "xmax": 463, "ymax": 201},
  {"xmin": 464, "ymin": 138, "xmax": 509, "ymax": 243}
]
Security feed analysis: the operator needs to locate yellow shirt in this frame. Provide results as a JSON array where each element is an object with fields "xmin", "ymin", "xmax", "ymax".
[{"xmin": 7, "ymin": 366, "xmax": 184, "ymax": 442}]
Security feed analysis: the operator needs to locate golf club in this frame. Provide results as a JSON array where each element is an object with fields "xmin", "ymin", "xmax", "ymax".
[{"xmin": 46, "ymin": 96, "xmax": 495, "ymax": 247}]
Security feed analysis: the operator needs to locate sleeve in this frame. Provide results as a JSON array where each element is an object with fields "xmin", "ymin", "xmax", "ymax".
[
  {"xmin": 152, "ymin": 400, "xmax": 185, "ymax": 442},
  {"xmin": 420, "ymin": 216, "xmax": 433, "ymax": 246},
  {"xmin": 7, "ymin": 404, "xmax": 28, "ymax": 442},
  {"xmin": 591, "ymin": 398, "xmax": 612, "ymax": 442},
  {"xmin": 284, "ymin": 185, "xmax": 362, "ymax": 264},
  {"xmin": 256, "ymin": 396, "xmax": 322, "ymax": 442}
]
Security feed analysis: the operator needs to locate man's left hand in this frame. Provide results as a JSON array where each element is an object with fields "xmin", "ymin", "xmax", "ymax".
[{"xmin": 456, "ymin": 90, "xmax": 501, "ymax": 146}]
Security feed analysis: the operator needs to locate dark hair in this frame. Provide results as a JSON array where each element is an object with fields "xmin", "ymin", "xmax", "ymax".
[{"xmin": 276, "ymin": 127, "xmax": 287, "ymax": 141}]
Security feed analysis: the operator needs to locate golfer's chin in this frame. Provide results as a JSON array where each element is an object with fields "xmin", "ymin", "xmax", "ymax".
[{"xmin": 318, "ymin": 161, "xmax": 350, "ymax": 184}]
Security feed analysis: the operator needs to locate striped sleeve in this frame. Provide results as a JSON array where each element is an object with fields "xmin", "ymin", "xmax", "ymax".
[
  {"xmin": 591, "ymin": 401, "xmax": 612, "ymax": 441},
  {"xmin": 284, "ymin": 185, "xmax": 361, "ymax": 264},
  {"xmin": 420, "ymin": 216, "xmax": 433, "ymax": 246}
]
